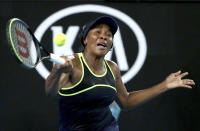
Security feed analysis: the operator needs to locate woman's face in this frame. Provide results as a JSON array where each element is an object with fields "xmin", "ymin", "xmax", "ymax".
[{"xmin": 84, "ymin": 23, "xmax": 113, "ymax": 56}]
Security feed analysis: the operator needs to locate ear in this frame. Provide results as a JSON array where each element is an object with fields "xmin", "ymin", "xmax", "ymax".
[{"xmin": 83, "ymin": 39, "xmax": 87, "ymax": 46}]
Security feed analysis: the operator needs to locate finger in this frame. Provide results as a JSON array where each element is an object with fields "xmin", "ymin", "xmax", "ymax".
[
  {"xmin": 187, "ymin": 79, "xmax": 195, "ymax": 85},
  {"xmin": 54, "ymin": 63, "xmax": 62, "ymax": 68},
  {"xmin": 61, "ymin": 56, "xmax": 68, "ymax": 59},
  {"xmin": 182, "ymin": 79, "xmax": 187, "ymax": 84},
  {"xmin": 69, "ymin": 59, "xmax": 73, "ymax": 68},
  {"xmin": 179, "ymin": 72, "xmax": 189, "ymax": 78},
  {"xmin": 63, "ymin": 58, "xmax": 72, "ymax": 67},
  {"xmin": 63, "ymin": 59, "xmax": 73, "ymax": 69},
  {"xmin": 181, "ymin": 85, "xmax": 192, "ymax": 89},
  {"xmin": 55, "ymin": 59, "xmax": 70, "ymax": 69},
  {"xmin": 61, "ymin": 56, "xmax": 71, "ymax": 63},
  {"xmin": 182, "ymin": 79, "xmax": 195, "ymax": 85},
  {"xmin": 174, "ymin": 70, "xmax": 181, "ymax": 76},
  {"xmin": 65, "ymin": 58, "xmax": 70, "ymax": 64},
  {"xmin": 53, "ymin": 64, "xmax": 64, "ymax": 73},
  {"xmin": 191, "ymin": 80, "xmax": 195, "ymax": 85}
]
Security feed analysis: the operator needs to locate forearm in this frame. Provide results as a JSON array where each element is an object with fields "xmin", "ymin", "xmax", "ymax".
[
  {"xmin": 126, "ymin": 81, "xmax": 168, "ymax": 108},
  {"xmin": 45, "ymin": 68, "xmax": 62, "ymax": 96}
]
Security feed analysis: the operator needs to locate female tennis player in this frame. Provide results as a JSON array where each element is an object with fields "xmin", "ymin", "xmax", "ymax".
[{"xmin": 45, "ymin": 16, "xmax": 195, "ymax": 131}]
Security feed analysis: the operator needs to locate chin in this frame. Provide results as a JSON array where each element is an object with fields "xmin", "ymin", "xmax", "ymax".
[{"xmin": 95, "ymin": 50, "xmax": 108, "ymax": 57}]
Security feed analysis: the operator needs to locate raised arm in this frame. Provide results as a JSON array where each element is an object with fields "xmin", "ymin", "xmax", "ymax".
[
  {"xmin": 108, "ymin": 61, "xmax": 195, "ymax": 109},
  {"xmin": 45, "ymin": 56, "xmax": 73, "ymax": 96}
]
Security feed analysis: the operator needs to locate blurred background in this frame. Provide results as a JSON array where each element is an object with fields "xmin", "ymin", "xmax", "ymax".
[{"xmin": 0, "ymin": 0, "xmax": 199, "ymax": 131}]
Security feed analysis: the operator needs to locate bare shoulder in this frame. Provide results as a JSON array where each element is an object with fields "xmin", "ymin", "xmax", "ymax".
[
  {"xmin": 71, "ymin": 53, "xmax": 81, "ymax": 68},
  {"xmin": 106, "ymin": 60, "xmax": 118, "ymax": 70}
]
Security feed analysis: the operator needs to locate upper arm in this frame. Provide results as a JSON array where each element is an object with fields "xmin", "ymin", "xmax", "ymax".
[
  {"xmin": 107, "ymin": 60, "xmax": 129, "ymax": 108},
  {"xmin": 45, "ymin": 65, "xmax": 72, "ymax": 96},
  {"xmin": 45, "ymin": 55, "xmax": 77, "ymax": 96}
]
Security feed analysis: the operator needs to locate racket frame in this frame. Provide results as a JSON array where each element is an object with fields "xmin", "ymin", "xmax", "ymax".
[{"xmin": 6, "ymin": 18, "xmax": 51, "ymax": 69}]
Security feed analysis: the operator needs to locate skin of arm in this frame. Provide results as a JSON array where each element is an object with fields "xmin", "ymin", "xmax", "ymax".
[
  {"xmin": 45, "ymin": 66, "xmax": 64, "ymax": 96},
  {"xmin": 107, "ymin": 61, "xmax": 195, "ymax": 109},
  {"xmin": 45, "ymin": 55, "xmax": 80, "ymax": 96}
]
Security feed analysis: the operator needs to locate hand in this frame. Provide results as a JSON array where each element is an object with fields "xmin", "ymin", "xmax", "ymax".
[
  {"xmin": 165, "ymin": 70, "xmax": 195, "ymax": 90},
  {"xmin": 54, "ymin": 56, "xmax": 73, "ymax": 74}
]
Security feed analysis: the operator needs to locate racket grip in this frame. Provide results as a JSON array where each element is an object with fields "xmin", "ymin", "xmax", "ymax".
[{"xmin": 49, "ymin": 53, "xmax": 65, "ymax": 65}]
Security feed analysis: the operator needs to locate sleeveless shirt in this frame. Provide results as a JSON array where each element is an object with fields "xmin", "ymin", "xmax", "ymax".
[{"xmin": 58, "ymin": 53, "xmax": 117, "ymax": 131}]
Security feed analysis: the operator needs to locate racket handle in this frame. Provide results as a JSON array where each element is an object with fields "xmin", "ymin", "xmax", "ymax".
[{"xmin": 49, "ymin": 53, "xmax": 65, "ymax": 65}]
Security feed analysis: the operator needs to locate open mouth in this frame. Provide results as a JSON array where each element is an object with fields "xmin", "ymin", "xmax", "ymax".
[{"xmin": 97, "ymin": 43, "xmax": 107, "ymax": 48}]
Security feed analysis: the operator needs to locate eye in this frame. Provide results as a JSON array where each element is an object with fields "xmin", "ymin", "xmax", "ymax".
[
  {"xmin": 106, "ymin": 33, "xmax": 112, "ymax": 37},
  {"xmin": 96, "ymin": 30, "xmax": 101, "ymax": 34}
]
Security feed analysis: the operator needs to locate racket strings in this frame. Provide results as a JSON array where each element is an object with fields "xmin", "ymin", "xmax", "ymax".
[{"xmin": 11, "ymin": 22, "xmax": 37, "ymax": 67}]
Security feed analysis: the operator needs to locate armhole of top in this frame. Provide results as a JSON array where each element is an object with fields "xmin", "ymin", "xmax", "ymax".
[{"xmin": 105, "ymin": 60, "xmax": 116, "ymax": 81}]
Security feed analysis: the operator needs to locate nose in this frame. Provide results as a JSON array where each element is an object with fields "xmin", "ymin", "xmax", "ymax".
[{"xmin": 99, "ymin": 33, "xmax": 107, "ymax": 40}]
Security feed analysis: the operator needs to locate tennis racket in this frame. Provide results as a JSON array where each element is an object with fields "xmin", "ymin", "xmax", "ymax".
[{"xmin": 6, "ymin": 18, "xmax": 65, "ymax": 69}]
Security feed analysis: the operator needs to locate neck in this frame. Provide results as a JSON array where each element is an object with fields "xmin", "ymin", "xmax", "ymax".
[{"xmin": 82, "ymin": 51, "xmax": 105, "ymax": 71}]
